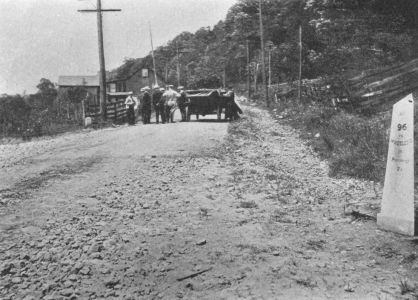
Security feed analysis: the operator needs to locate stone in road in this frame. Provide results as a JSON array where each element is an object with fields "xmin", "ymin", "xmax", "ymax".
[{"xmin": 1, "ymin": 108, "xmax": 418, "ymax": 299}]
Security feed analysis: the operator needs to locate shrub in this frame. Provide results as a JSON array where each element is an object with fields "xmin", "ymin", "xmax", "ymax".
[
  {"xmin": 273, "ymin": 101, "xmax": 390, "ymax": 182},
  {"xmin": 300, "ymin": 104, "xmax": 339, "ymax": 130},
  {"xmin": 0, "ymin": 95, "xmax": 32, "ymax": 136},
  {"xmin": 326, "ymin": 112, "xmax": 389, "ymax": 181}
]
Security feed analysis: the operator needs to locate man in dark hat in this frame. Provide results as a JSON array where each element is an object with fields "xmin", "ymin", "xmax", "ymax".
[
  {"xmin": 176, "ymin": 86, "xmax": 188, "ymax": 122},
  {"xmin": 141, "ymin": 87, "xmax": 152, "ymax": 124},
  {"xmin": 124, "ymin": 93, "xmax": 136, "ymax": 125},
  {"xmin": 152, "ymin": 86, "xmax": 165, "ymax": 124},
  {"xmin": 225, "ymin": 88, "xmax": 241, "ymax": 120}
]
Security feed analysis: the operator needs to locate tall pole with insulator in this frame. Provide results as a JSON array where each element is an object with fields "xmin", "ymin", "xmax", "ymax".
[
  {"xmin": 298, "ymin": 24, "xmax": 302, "ymax": 104},
  {"xmin": 246, "ymin": 39, "xmax": 250, "ymax": 100},
  {"xmin": 149, "ymin": 22, "xmax": 158, "ymax": 87},
  {"xmin": 78, "ymin": 0, "xmax": 121, "ymax": 121},
  {"xmin": 176, "ymin": 42, "xmax": 180, "ymax": 87},
  {"xmin": 258, "ymin": 0, "xmax": 269, "ymax": 107}
]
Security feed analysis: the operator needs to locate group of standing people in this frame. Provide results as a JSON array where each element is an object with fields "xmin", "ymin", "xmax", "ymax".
[{"xmin": 125, "ymin": 85, "xmax": 189, "ymax": 125}]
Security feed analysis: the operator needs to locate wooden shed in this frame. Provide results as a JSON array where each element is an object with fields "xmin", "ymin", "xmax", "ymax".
[
  {"xmin": 107, "ymin": 68, "xmax": 165, "ymax": 95},
  {"xmin": 57, "ymin": 75, "xmax": 100, "ymax": 106}
]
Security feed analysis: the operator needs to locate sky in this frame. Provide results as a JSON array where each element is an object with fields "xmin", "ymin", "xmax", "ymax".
[{"xmin": 0, "ymin": 0, "xmax": 236, "ymax": 95}]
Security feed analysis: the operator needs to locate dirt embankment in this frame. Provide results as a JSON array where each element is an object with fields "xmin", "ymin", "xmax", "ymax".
[{"xmin": 0, "ymin": 105, "xmax": 418, "ymax": 300}]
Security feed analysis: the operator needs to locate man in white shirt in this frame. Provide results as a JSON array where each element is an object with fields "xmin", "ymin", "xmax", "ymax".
[
  {"xmin": 162, "ymin": 85, "xmax": 180, "ymax": 123},
  {"xmin": 124, "ymin": 94, "xmax": 136, "ymax": 125}
]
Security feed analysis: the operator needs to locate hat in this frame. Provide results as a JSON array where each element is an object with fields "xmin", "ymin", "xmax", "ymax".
[
  {"xmin": 178, "ymin": 86, "xmax": 184, "ymax": 90},
  {"xmin": 160, "ymin": 88, "xmax": 165, "ymax": 91},
  {"xmin": 168, "ymin": 85, "xmax": 174, "ymax": 88},
  {"xmin": 142, "ymin": 86, "xmax": 150, "ymax": 91}
]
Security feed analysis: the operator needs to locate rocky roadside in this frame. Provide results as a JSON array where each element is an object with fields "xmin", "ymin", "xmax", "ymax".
[{"xmin": 0, "ymin": 103, "xmax": 418, "ymax": 299}]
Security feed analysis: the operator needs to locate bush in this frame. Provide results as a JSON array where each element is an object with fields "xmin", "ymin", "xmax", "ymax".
[
  {"xmin": 273, "ymin": 101, "xmax": 390, "ymax": 182},
  {"xmin": 189, "ymin": 75, "xmax": 222, "ymax": 89},
  {"xmin": 300, "ymin": 105, "xmax": 339, "ymax": 130},
  {"xmin": 0, "ymin": 95, "xmax": 32, "ymax": 136},
  {"xmin": 325, "ymin": 112, "xmax": 389, "ymax": 181}
]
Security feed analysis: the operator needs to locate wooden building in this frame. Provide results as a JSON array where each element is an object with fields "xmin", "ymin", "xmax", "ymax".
[
  {"xmin": 57, "ymin": 75, "xmax": 100, "ymax": 106},
  {"xmin": 107, "ymin": 68, "xmax": 165, "ymax": 95},
  {"xmin": 57, "ymin": 64, "xmax": 165, "ymax": 123}
]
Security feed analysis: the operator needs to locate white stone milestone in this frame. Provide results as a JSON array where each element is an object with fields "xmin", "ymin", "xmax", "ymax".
[
  {"xmin": 377, "ymin": 94, "xmax": 414, "ymax": 236},
  {"xmin": 84, "ymin": 117, "xmax": 92, "ymax": 127}
]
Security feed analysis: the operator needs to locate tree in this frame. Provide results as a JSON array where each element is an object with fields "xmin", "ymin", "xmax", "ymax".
[
  {"xmin": 0, "ymin": 95, "xmax": 31, "ymax": 135},
  {"xmin": 37, "ymin": 78, "xmax": 55, "ymax": 93},
  {"xmin": 107, "ymin": 0, "xmax": 418, "ymax": 93},
  {"xmin": 35, "ymin": 78, "xmax": 57, "ymax": 108}
]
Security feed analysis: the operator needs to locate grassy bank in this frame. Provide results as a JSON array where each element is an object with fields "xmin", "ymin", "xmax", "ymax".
[
  {"xmin": 238, "ymin": 97, "xmax": 389, "ymax": 182},
  {"xmin": 235, "ymin": 82, "xmax": 418, "ymax": 184},
  {"xmin": 278, "ymin": 102, "xmax": 390, "ymax": 181},
  {"xmin": 264, "ymin": 98, "xmax": 418, "ymax": 183}
]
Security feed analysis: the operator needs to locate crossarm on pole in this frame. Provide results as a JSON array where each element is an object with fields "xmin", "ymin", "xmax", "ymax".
[{"xmin": 78, "ymin": 9, "xmax": 121, "ymax": 12}]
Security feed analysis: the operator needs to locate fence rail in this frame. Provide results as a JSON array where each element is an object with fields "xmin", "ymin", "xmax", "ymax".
[
  {"xmin": 269, "ymin": 79, "xmax": 352, "ymax": 108},
  {"xmin": 86, "ymin": 100, "xmax": 127, "ymax": 122}
]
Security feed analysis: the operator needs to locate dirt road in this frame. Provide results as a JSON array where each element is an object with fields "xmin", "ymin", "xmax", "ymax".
[{"xmin": 1, "ymin": 105, "xmax": 418, "ymax": 300}]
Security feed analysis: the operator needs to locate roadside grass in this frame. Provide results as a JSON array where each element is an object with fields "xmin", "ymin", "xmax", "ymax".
[
  {"xmin": 271, "ymin": 100, "xmax": 391, "ymax": 182},
  {"xmin": 228, "ymin": 96, "xmax": 394, "ymax": 182}
]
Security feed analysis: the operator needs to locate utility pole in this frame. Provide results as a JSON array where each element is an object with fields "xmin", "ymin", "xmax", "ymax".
[
  {"xmin": 265, "ymin": 41, "xmax": 275, "ymax": 88},
  {"xmin": 246, "ymin": 39, "xmax": 250, "ymax": 100},
  {"xmin": 176, "ymin": 41, "xmax": 181, "ymax": 87},
  {"xmin": 268, "ymin": 45, "xmax": 272, "ymax": 87},
  {"xmin": 254, "ymin": 63, "xmax": 259, "ymax": 91},
  {"xmin": 223, "ymin": 67, "xmax": 226, "ymax": 88},
  {"xmin": 174, "ymin": 42, "xmax": 192, "ymax": 87},
  {"xmin": 258, "ymin": 0, "xmax": 269, "ymax": 107},
  {"xmin": 298, "ymin": 24, "xmax": 302, "ymax": 104},
  {"xmin": 78, "ymin": 0, "xmax": 121, "ymax": 121},
  {"xmin": 149, "ymin": 22, "xmax": 158, "ymax": 87}
]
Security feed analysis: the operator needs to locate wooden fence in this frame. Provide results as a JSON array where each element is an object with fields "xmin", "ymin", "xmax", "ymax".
[
  {"xmin": 271, "ymin": 58, "xmax": 418, "ymax": 110},
  {"xmin": 269, "ymin": 78, "xmax": 353, "ymax": 108},
  {"xmin": 86, "ymin": 100, "xmax": 127, "ymax": 123}
]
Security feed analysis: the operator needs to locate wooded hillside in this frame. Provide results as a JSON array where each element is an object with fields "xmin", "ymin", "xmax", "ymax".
[{"xmin": 116, "ymin": 0, "xmax": 418, "ymax": 106}]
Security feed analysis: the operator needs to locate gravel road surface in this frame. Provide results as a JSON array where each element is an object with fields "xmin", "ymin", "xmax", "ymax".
[{"xmin": 1, "ymin": 105, "xmax": 418, "ymax": 299}]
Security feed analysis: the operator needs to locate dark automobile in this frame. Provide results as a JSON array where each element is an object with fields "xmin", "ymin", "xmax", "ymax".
[{"xmin": 185, "ymin": 89, "xmax": 242, "ymax": 121}]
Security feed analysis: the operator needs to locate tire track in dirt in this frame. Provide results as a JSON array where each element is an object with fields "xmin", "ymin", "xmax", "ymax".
[{"xmin": 0, "ymin": 156, "xmax": 103, "ymax": 211}]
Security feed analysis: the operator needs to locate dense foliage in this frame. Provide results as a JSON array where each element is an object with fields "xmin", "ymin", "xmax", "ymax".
[
  {"xmin": 0, "ymin": 78, "xmax": 81, "ymax": 138},
  {"xmin": 115, "ymin": 0, "xmax": 418, "ymax": 89},
  {"xmin": 0, "ymin": 95, "xmax": 31, "ymax": 136}
]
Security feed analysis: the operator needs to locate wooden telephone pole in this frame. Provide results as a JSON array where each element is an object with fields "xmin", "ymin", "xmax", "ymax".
[
  {"xmin": 298, "ymin": 24, "xmax": 302, "ymax": 104},
  {"xmin": 176, "ymin": 41, "xmax": 181, "ymax": 87},
  {"xmin": 174, "ymin": 42, "xmax": 191, "ymax": 87},
  {"xmin": 246, "ymin": 39, "xmax": 250, "ymax": 100},
  {"xmin": 78, "ymin": 0, "xmax": 121, "ymax": 121},
  {"xmin": 149, "ymin": 22, "xmax": 159, "ymax": 88},
  {"xmin": 258, "ymin": 0, "xmax": 269, "ymax": 107}
]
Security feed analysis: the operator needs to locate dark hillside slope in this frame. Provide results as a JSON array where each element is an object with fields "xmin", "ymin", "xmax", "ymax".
[{"xmin": 112, "ymin": 0, "xmax": 418, "ymax": 100}]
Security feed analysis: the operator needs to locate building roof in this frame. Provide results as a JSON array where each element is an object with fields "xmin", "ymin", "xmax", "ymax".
[
  {"xmin": 107, "ymin": 68, "xmax": 154, "ymax": 82},
  {"xmin": 107, "ymin": 92, "xmax": 133, "ymax": 96},
  {"xmin": 58, "ymin": 75, "xmax": 99, "ymax": 87}
]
